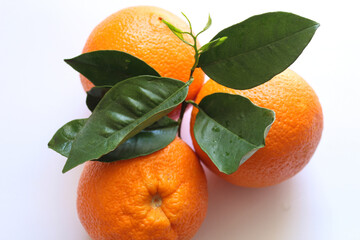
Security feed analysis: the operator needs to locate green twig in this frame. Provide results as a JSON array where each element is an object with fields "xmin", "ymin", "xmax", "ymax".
[{"xmin": 168, "ymin": 13, "xmax": 210, "ymax": 138}]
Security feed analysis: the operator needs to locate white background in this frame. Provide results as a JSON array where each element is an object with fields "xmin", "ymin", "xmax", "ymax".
[{"xmin": 1, "ymin": 0, "xmax": 359, "ymax": 239}]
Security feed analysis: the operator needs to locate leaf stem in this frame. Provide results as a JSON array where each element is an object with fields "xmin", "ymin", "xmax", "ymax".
[
  {"xmin": 189, "ymin": 34, "xmax": 200, "ymax": 80},
  {"xmin": 182, "ymin": 12, "xmax": 193, "ymax": 34},
  {"xmin": 178, "ymin": 36, "xmax": 200, "ymax": 137},
  {"xmin": 175, "ymin": 13, "xmax": 208, "ymax": 138},
  {"xmin": 186, "ymin": 100, "xmax": 199, "ymax": 108}
]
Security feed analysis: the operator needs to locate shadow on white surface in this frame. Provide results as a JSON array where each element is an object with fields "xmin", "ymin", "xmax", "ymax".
[
  {"xmin": 192, "ymin": 168, "xmax": 324, "ymax": 240},
  {"xmin": 180, "ymin": 106, "xmax": 325, "ymax": 240},
  {"xmin": 193, "ymin": 170, "xmax": 292, "ymax": 240}
]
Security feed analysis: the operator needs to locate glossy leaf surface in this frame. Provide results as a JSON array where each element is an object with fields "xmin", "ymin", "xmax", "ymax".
[
  {"xmin": 63, "ymin": 75, "xmax": 188, "ymax": 172},
  {"xmin": 48, "ymin": 119, "xmax": 87, "ymax": 157},
  {"xmin": 193, "ymin": 93, "xmax": 275, "ymax": 174},
  {"xmin": 198, "ymin": 12, "xmax": 319, "ymax": 90},
  {"xmin": 48, "ymin": 117, "xmax": 178, "ymax": 161},
  {"xmin": 64, "ymin": 50, "xmax": 160, "ymax": 87},
  {"xmin": 86, "ymin": 86, "xmax": 111, "ymax": 112},
  {"xmin": 97, "ymin": 117, "xmax": 179, "ymax": 162}
]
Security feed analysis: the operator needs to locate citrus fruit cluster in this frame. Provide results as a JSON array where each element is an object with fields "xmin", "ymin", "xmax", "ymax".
[{"xmin": 48, "ymin": 6, "xmax": 323, "ymax": 239}]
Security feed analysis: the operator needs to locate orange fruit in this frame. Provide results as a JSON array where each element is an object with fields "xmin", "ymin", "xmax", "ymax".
[
  {"xmin": 190, "ymin": 69, "xmax": 323, "ymax": 187},
  {"xmin": 81, "ymin": 6, "xmax": 204, "ymax": 104},
  {"xmin": 77, "ymin": 137, "xmax": 208, "ymax": 240}
]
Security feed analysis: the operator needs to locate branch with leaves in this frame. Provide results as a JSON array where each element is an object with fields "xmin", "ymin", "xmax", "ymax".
[{"xmin": 49, "ymin": 11, "xmax": 319, "ymax": 174}]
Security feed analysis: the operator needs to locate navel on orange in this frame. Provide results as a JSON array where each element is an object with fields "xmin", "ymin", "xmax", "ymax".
[{"xmin": 77, "ymin": 137, "xmax": 208, "ymax": 240}]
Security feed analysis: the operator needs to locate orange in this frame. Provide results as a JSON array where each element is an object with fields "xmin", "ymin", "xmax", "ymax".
[
  {"xmin": 80, "ymin": 6, "xmax": 204, "ymax": 104},
  {"xmin": 190, "ymin": 69, "xmax": 323, "ymax": 187},
  {"xmin": 77, "ymin": 137, "xmax": 208, "ymax": 240}
]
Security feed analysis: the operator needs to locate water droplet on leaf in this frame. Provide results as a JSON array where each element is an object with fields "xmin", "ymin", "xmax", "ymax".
[{"xmin": 212, "ymin": 126, "xmax": 220, "ymax": 132}]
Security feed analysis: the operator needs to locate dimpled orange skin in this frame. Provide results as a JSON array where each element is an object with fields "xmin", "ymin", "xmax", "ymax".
[
  {"xmin": 80, "ymin": 6, "xmax": 204, "ymax": 103},
  {"xmin": 190, "ymin": 69, "xmax": 323, "ymax": 187},
  {"xmin": 77, "ymin": 137, "xmax": 208, "ymax": 240}
]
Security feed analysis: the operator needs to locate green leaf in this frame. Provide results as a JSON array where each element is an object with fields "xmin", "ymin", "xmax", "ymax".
[
  {"xmin": 48, "ymin": 119, "xmax": 87, "ymax": 157},
  {"xmin": 162, "ymin": 19, "xmax": 185, "ymax": 40},
  {"xmin": 64, "ymin": 50, "xmax": 160, "ymax": 87},
  {"xmin": 198, "ymin": 12, "xmax": 319, "ymax": 90},
  {"xmin": 197, "ymin": 14, "xmax": 212, "ymax": 36},
  {"xmin": 199, "ymin": 36, "xmax": 227, "ymax": 54},
  {"xmin": 48, "ymin": 117, "xmax": 178, "ymax": 160},
  {"xmin": 162, "ymin": 19, "xmax": 192, "ymax": 46},
  {"xmin": 86, "ymin": 86, "xmax": 111, "ymax": 112},
  {"xmin": 192, "ymin": 93, "xmax": 275, "ymax": 174},
  {"xmin": 97, "ymin": 117, "xmax": 179, "ymax": 162},
  {"xmin": 62, "ymin": 75, "xmax": 188, "ymax": 173}
]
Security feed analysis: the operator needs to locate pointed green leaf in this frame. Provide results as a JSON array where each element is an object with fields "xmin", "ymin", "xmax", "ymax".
[
  {"xmin": 48, "ymin": 119, "xmax": 87, "ymax": 157},
  {"xmin": 192, "ymin": 93, "xmax": 275, "ymax": 174},
  {"xmin": 62, "ymin": 75, "xmax": 188, "ymax": 173},
  {"xmin": 199, "ymin": 37, "xmax": 227, "ymax": 54},
  {"xmin": 162, "ymin": 19, "xmax": 192, "ymax": 46},
  {"xmin": 86, "ymin": 86, "xmax": 111, "ymax": 112},
  {"xmin": 97, "ymin": 117, "xmax": 179, "ymax": 162},
  {"xmin": 198, "ymin": 12, "xmax": 319, "ymax": 90},
  {"xmin": 64, "ymin": 50, "xmax": 160, "ymax": 87},
  {"xmin": 162, "ymin": 19, "xmax": 185, "ymax": 40},
  {"xmin": 197, "ymin": 14, "xmax": 212, "ymax": 36},
  {"xmin": 48, "ymin": 117, "xmax": 178, "ymax": 161}
]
